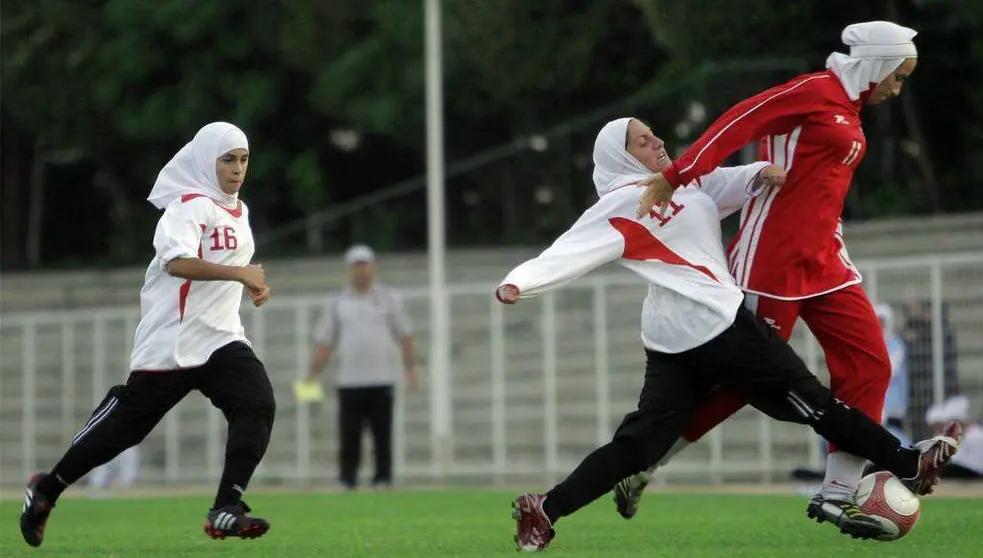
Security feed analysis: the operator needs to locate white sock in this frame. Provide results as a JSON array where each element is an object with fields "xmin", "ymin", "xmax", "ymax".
[
  {"xmin": 820, "ymin": 451, "xmax": 867, "ymax": 500},
  {"xmin": 643, "ymin": 437, "xmax": 691, "ymax": 477}
]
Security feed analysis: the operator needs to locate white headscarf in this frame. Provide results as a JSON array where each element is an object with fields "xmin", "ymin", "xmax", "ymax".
[
  {"xmin": 825, "ymin": 21, "xmax": 918, "ymax": 102},
  {"xmin": 592, "ymin": 118, "xmax": 654, "ymax": 197},
  {"xmin": 147, "ymin": 122, "xmax": 249, "ymax": 210}
]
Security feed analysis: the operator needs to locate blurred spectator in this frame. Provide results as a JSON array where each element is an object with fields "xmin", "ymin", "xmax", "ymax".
[
  {"xmin": 926, "ymin": 396, "xmax": 982, "ymax": 480},
  {"xmin": 904, "ymin": 300, "xmax": 959, "ymax": 440},
  {"xmin": 877, "ymin": 303, "xmax": 911, "ymax": 447},
  {"xmin": 87, "ymin": 446, "xmax": 141, "ymax": 492},
  {"xmin": 308, "ymin": 245, "xmax": 417, "ymax": 490}
]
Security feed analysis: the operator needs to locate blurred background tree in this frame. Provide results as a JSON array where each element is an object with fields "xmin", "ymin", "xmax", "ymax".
[{"xmin": 2, "ymin": 0, "xmax": 980, "ymax": 269}]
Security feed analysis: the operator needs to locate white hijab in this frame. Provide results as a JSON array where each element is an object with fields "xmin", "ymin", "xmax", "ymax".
[
  {"xmin": 147, "ymin": 122, "xmax": 249, "ymax": 209},
  {"xmin": 825, "ymin": 21, "xmax": 918, "ymax": 102},
  {"xmin": 592, "ymin": 118, "xmax": 653, "ymax": 197}
]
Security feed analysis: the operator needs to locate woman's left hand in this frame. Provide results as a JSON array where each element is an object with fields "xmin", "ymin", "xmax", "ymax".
[
  {"xmin": 756, "ymin": 165, "xmax": 787, "ymax": 190},
  {"xmin": 250, "ymin": 285, "xmax": 272, "ymax": 307}
]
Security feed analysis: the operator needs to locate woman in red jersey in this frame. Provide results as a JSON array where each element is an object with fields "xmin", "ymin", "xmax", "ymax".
[{"xmin": 619, "ymin": 21, "xmax": 922, "ymax": 538}]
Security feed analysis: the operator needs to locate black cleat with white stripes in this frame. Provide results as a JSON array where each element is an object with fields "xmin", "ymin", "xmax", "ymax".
[
  {"xmin": 20, "ymin": 473, "xmax": 56, "ymax": 547},
  {"xmin": 203, "ymin": 501, "xmax": 270, "ymax": 540}
]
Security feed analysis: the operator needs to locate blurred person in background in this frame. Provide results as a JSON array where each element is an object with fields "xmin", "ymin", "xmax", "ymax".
[
  {"xmin": 20, "ymin": 122, "xmax": 276, "ymax": 548},
  {"xmin": 87, "ymin": 446, "xmax": 141, "ymax": 493},
  {"xmin": 904, "ymin": 299, "xmax": 959, "ymax": 441},
  {"xmin": 624, "ymin": 21, "xmax": 920, "ymax": 535},
  {"xmin": 878, "ymin": 303, "xmax": 911, "ymax": 446},
  {"xmin": 308, "ymin": 245, "xmax": 417, "ymax": 491},
  {"xmin": 927, "ymin": 396, "xmax": 982, "ymax": 480}
]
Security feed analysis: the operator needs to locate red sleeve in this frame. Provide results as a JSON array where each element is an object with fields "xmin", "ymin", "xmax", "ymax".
[{"xmin": 663, "ymin": 73, "xmax": 830, "ymax": 188}]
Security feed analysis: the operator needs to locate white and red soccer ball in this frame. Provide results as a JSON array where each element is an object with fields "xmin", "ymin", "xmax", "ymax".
[{"xmin": 854, "ymin": 471, "xmax": 921, "ymax": 541}]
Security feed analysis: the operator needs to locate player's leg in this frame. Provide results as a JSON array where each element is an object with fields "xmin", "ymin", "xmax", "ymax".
[
  {"xmin": 196, "ymin": 341, "xmax": 276, "ymax": 540},
  {"xmin": 614, "ymin": 294, "xmax": 801, "ymax": 519},
  {"xmin": 798, "ymin": 286, "xmax": 893, "ymax": 509},
  {"xmin": 721, "ymin": 305, "xmax": 961, "ymax": 538},
  {"xmin": 21, "ymin": 371, "xmax": 193, "ymax": 547},
  {"xmin": 337, "ymin": 388, "xmax": 363, "ymax": 489},
  {"xmin": 367, "ymin": 385, "xmax": 394, "ymax": 488},
  {"xmin": 513, "ymin": 348, "xmax": 716, "ymax": 550}
]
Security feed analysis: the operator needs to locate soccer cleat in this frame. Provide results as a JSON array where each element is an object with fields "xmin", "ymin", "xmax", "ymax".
[
  {"xmin": 20, "ymin": 473, "xmax": 56, "ymax": 547},
  {"xmin": 806, "ymin": 493, "xmax": 891, "ymax": 540},
  {"xmin": 203, "ymin": 501, "xmax": 270, "ymax": 540},
  {"xmin": 511, "ymin": 493, "xmax": 555, "ymax": 552},
  {"xmin": 613, "ymin": 472, "xmax": 651, "ymax": 520},
  {"xmin": 901, "ymin": 421, "xmax": 963, "ymax": 496}
]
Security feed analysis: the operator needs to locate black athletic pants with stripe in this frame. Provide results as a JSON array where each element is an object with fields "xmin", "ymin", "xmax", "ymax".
[
  {"xmin": 45, "ymin": 342, "xmax": 275, "ymax": 506},
  {"xmin": 543, "ymin": 305, "xmax": 921, "ymax": 523}
]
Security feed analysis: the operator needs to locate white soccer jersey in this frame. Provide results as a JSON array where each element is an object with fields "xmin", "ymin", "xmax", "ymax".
[
  {"xmin": 499, "ymin": 163, "xmax": 769, "ymax": 354},
  {"xmin": 130, "ymin": 194, "xmax": 255, "ymax": 370}
]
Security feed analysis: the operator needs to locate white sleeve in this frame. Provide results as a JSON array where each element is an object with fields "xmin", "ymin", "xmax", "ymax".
[
  {"xmin": 498, "ymin": 195, "xmax": 626, "ymax": 298},
  {"xmin": 697, "ymin": 162, "xmax": 771, "ymax": 219},
  {"xmin": 313, "ymin": 296, "xmax": 340, "ymax": 345},
  {"xmin": 153, "ymin": 199, "xmax": 209, "ymax": 265},
  {"xmin": 387, "ymin": 291, "xmax": 413, "ymax": 338}
]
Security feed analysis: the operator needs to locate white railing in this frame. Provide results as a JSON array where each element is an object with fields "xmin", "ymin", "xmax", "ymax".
[{"xmin": 1, "ymin": 252, "xmax": 981, "ymax": 487}]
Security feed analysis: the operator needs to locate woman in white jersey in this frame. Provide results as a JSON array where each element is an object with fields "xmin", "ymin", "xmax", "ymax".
[
  {"xmin": 504, "ymin": 117, "xmax": 961, "ymax": 551},
  {"xmin": 20, "ymin": 122, "xmax": 276, "ymax": 548}
]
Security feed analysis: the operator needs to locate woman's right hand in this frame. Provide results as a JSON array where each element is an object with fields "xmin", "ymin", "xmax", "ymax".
[{"xmin": 237, "ymin": 264, "xmax": 266, "ymax": 291}]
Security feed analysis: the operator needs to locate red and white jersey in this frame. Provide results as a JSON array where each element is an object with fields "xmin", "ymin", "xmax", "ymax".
[
  {"xmin": 499, "ymin": 163, "xmax": 769, "ymax": 354},
  {"xmin": 130, "ymin": 194, "xmax": 255, "ymax": 370},
  {"xmin": 662, "ymin": 70, "xmax": 866, "ymax": 300}
]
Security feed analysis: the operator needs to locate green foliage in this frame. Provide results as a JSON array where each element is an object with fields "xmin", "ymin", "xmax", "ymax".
[{"xmin": 1, "ymin": 0, "xmax": 981, "ymax": 269}]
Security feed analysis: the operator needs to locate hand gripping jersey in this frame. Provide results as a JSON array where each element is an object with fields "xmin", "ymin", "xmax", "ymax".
[
  {"xmin": 130, "ymin": 194, "xmax": 255, "ymax": 370},
  {"xmin": 662, "ymin": 70, "xmax": 866, "ymax": 299},
  {"xmin": 500, "ymin": 163, "xmax": 769, "ymax": 353}
]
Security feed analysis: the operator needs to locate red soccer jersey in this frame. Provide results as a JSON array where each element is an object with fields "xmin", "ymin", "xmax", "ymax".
[{"xmin": 662, "ymin": 70, "xmax": 866, "ymax": 300}]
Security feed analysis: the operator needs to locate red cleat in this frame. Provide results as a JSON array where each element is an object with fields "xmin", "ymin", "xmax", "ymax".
[
  {"xmin": 902, "ymin": 421, "xmax": 963, "ymax": 495},
  {"xmin": 511, "ymin": 493, "xmax": 555, "ymax": 552}
]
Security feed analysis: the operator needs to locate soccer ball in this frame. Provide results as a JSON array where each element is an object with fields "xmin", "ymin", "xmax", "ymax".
[{"xmin": 854, "ymin": 471, "xmax": 921, "ymax": 541}]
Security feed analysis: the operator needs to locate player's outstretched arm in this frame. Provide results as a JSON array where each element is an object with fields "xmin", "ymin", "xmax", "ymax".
[{"xmin": 495, "ymin": 196, "xmax": 628, "ymax": 304}]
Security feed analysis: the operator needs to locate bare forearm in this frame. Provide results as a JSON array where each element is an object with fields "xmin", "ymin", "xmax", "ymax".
[
  {"xmin": 400, "ymin": 336, "xmax": 415, "ymax": 369},
  {"xmin": 310, "ymin": 344, "xmax": 333, "ymax": 378},
  {"xmin": 166, "ymin": 258, "xmax": 243, "ymax": 283}
]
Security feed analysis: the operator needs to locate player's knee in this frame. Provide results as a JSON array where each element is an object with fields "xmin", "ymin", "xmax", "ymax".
[
  {"xmin": 255, "ymin": 393, "xmax": 276, "ymax": 424},
  {"xmin": 867, "ymin": 350, "xmax": 892, "ymax": 389}
]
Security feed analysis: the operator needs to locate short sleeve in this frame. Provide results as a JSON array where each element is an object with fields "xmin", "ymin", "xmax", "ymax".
[
  {"xmin": 153, "ymin": 199, "xmax": 210, "ymax": 265},
  {"xmin": 387, "ymin": 291, "xmax": 413, "ymax": 338},
  {"xmin": 313, "ymin": 296, "xmax": 340, "ymax": 345}
]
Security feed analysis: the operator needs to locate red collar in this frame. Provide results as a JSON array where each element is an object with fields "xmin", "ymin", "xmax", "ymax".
[{"xmin": 180, "ymin": 193, "xmax": 243, "ymax": 218}]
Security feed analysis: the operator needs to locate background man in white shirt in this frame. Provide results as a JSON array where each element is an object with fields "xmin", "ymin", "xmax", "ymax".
[{"xmin": 308, "ymin": 245, "xmax": 417, "ymax": 490}]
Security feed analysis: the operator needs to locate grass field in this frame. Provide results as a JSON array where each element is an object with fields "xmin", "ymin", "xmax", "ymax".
[{"xmin": 2, "ymin": 489, "xmax": 981, "ymax": 557}]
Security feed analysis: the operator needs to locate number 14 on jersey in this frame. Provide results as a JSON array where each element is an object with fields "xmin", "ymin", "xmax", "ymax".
[{"xmin": 648, "ymin": 201, "xmax": 684, "ymax": 227}]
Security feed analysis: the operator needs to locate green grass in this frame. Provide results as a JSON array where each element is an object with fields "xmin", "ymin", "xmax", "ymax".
[{"xmin": 2, "ymin": 490, "xmax": 981, "ymax": 557}]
